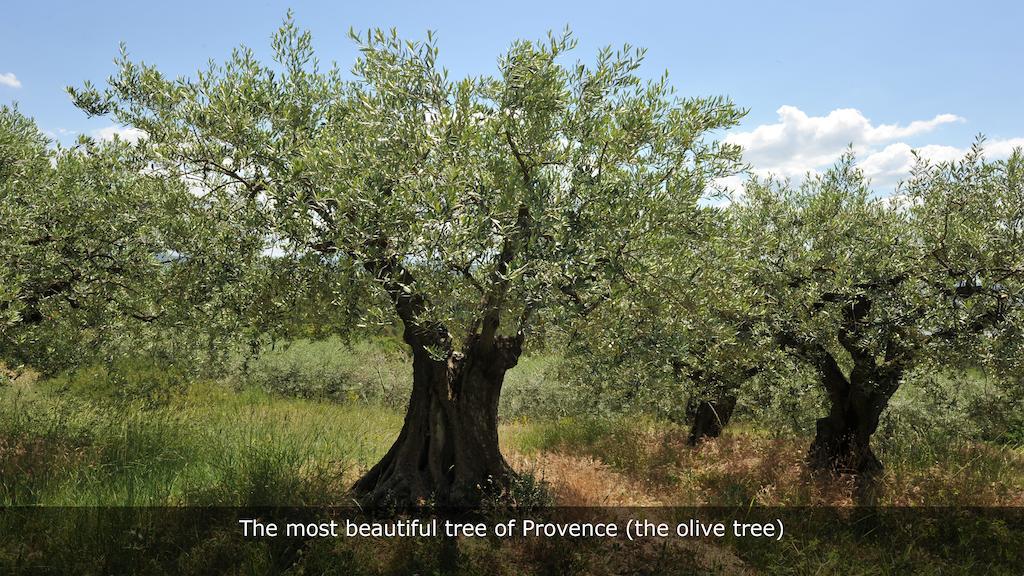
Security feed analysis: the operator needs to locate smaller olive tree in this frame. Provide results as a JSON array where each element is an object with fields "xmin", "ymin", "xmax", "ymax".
[
  {"xmin": 561, "ymin": 209, "xmax": 781, "ymax": 443},
  {"xmin": 0, "ymin": 105, "xmax": 277, "ymax": 375},
  {"xmin": 736, "ymin": 146, "xmax": 1024, "ymax": 478},
  {"xmin": 1, "ymin": 105, "xmax": 184, "ymax": 371}
]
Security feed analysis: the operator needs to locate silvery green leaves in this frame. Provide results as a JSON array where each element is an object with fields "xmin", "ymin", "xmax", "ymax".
[
  {"xmin": 732, "ymin": 147, "xmax": 1024, "ymax": 472},
  {"xmin": 69, "ymin": 15, "xmax": 745, "ymax": 355},
  {"xmin": 1, "ymin": 107, "xmax": 187, "ymax": 370}
]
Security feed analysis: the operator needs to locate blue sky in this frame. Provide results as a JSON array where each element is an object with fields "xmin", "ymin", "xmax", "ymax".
[{"xmin": 3, "ymin": 0, "xmax": 1022, "ymax": 189}]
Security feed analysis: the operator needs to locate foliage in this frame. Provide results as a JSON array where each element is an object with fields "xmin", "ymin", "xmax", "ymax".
[
  {"xmin": 69, "ymin": 15, "xmax": 745, "ymax": 358},
  {"xmin": 0, "ymin": 105, "xmax": 291, "ymax": 374},
  {"xmin": 237, "ymin": 337, "xmax": 412, "ymax": 407},
  {"xmin": 1, "ymin": 105, "xmax": 180, "ymax": 370},
  {"xmin": 739, "ymin": 144, "xmax": 1024, "ymax": 388},
  {"xmin": 727, "ymin": 145, "xmax": 1024, "ymax": 470},
  {"xmin": 557, "ymin": 203, "xmax": 788, "ymax": 423}
]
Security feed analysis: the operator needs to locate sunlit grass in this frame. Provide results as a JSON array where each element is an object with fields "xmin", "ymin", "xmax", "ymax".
[
  {"xmin": 0, "ymin": 376, "xmax": 402, "ymax": 506},
  {"xmin": 2, "ymin": 347, "xmax": 1023, "ymax": 575},
  {"xmin": 505, "ymin": 414, "xmax": 1024, "ymax": 506},
  {"xmin": 2, "ymin": 343, "xmax": 1022, "ymax": 508}
]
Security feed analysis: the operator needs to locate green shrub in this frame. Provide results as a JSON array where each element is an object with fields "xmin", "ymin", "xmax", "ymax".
[
  {"xmin": 500, "ymin": 354, "xmax": 577, "ymax": 420},
  {"xmin": 42, "ymin": 355, "xmax": 195, "ymax": 408},
  {"xmin": 237, "ymin": 337, "xmax": 411, "ymax": 408}
]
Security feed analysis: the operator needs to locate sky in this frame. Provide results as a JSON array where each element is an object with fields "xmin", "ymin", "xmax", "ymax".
[{"xmin": 3, "ymin": 0, "xmax": 1022, "ymax": 191}]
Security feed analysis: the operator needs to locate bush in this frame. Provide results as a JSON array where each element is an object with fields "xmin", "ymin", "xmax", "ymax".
[
  {"xmin": 44, "ymin": 356, "xmax": 192, "ymax": 407},
  {"xmin": 237, "ymin": 337, "xmax": 411, "ymax": 408},
  {"xmin": 500, "ymin": 354, "xmax": 578, "ymax": 420}
]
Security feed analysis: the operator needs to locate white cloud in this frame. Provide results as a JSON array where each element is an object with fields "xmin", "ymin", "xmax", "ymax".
[
  {"xmin": 91, "ymin": 125, "xmax": 146, "ymax": 143},
  {"xmin": 857, "ymin": 140, "xmax": 1023, "ymax": 188},
  {"xmin": 0, "ymin": 73, "xmax": 21, "ymax": 88},
  {"xmin": 985, "ymin": 137, "xmax": 1024, "ymax": 158},
  {"xmin": 727, "ymin": 105, "xmax": 1022, "ymax": 190},
  {"xmin": 727, "ymin": 106, "xmax": 963, "ymax": 180},
  {"xmin": 857, "ymin": 143, "xmax": 963, "ymax": 184},
  {"xmin": 43, "ymin": 128, "xmax": 79, "ymax": 139},
  {"xmin": 704, "ymin": 175, "xmax": 746, "ymax": 203},
  {"xmin": 866, "ymin": 113, "xmax": 964, "ymax": 141}
]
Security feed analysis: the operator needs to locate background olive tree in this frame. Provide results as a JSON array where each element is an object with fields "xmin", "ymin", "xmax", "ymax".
[
  {"xmin": 560, "ymin": 207, "xmax": 784, "ymax": 443},
  {"xmin": 1, "ymin": 105, "xmax": 188, "ymax": 373},
  {"xmin": 735, "ymin": 146, "xmax": 1024, "ymax": 482},
  {"xmin": 0, "ymin": 102, "xmax": 298, "ymax": 384}
]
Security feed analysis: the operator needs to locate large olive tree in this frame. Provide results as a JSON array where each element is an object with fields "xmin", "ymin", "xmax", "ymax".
[
  {"xmin": 70, "ymin": 17, "xmax": 744, "ymax": 506},
  {"xmin": 736, "ymin": 147, "xmax": 1024, "ymax": 478}
]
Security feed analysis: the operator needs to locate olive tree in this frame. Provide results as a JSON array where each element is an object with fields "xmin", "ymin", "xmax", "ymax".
[
  {"xmin": 735, "ymin": 146, "xmax": 1024, "ymax": 478},
  {"xmin": 560, "ymin": 209, "xmax": 778, "ymax": 443},
  {"xmin": 70, "ymin": 16, "xmax": 744, "ymax": 506},
  {"xmin": 1, "ymin": 106, "xmax": 50, "ymax": 345},
  {"xmin": 1, "ymin": 105, "xmax": 183, "ymax": 371},
  {"xmin": 668, "ymin": 214, "xmax": 782, "ymax": 444}
]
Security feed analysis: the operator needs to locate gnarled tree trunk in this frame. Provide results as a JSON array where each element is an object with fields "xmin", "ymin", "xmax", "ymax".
[
  {"xmin": 808, "ymin": 376, "xmax": 891, "ymax": 476},
  {"xmin": 354, "ymin": 204, "xmax": 533, "ymax": 509},
  {"xmin": 805, "ymin": 350, "xmax": 902, "ymax": 478},
  {"xmin": 685, "ymin": 367, "xmax": 756, "ymax": 445},
  {"xmin": 688, "ymin": 395, "xmax": 737, "ymax": 445},
  {"xmin": 782, "ymin": 294, "xmax": 908, "ymax": 480},
  {"xmin": 352, "ymin": 328, "xmax": 523, "ymax": 508}
]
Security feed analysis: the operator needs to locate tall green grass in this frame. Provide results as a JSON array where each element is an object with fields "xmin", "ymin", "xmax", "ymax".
[
  {"xmin": 0, "ymin": 376, "xmax": 401, "ymax": 506},
  {"xmin": 3, "ymin": 337, "xmax": 1021, "ymax": 508},
  {"xmin": 0, "ymin": 337, "xmax": 570, "ymax": 508}
]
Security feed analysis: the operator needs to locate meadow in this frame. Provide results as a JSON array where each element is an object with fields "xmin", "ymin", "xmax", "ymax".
[
  {"xmin": 2, "ymin": 338, "xmax": 1022, "ymax": 574},
  {"xmin": 4, "ymin": 338, "xmax": 1022, "ymax": 509}
]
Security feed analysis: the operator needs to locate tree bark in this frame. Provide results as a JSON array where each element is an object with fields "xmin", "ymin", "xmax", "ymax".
[
  {"xmin": 352, "ymin": 329, "xmax": 523, "ymax": 508},
  {"xmin": 687, "ymin": 395, "xmax": 737, "ymax": 445},
  {"xmin": 786, "ymin": 294, "xmax": 907, "ymax": 479},
  {"xmin": 807, "ymin": 357, "xmax": 900, "ymax": 477},
  {"xmin": 352, "ymin": 201, "xmax": 532, "ymax": 509},
  {"xmin": 684, "ymin": 366, "xmax": 756, "ymax": 445}
]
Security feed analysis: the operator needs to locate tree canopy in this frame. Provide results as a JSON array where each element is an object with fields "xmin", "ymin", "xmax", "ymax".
[
  {"xmin": 1, "ymin": 105, "xmax": 190, "ymax": 370},
  {"xmin": 71, "ymin": 19, "xmax": 745, "ymax": 349}
]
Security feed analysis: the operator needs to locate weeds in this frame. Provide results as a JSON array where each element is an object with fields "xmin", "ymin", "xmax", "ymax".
[{"xmin": 1, "ymin": 346, "xmax": 1023, "ymax": 574}]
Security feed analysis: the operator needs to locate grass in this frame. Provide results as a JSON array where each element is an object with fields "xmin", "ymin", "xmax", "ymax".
[
  {"xmin": 3, "ymin": 339, "xmax": 1022, "ymax": 508},
  {"xmin": 0, "ymin": 374, "xmax": 401, "ymax": 506},
  {"xmin": 509, "ymin": 414, "xmax": 1024, "ymax": 507},
  {"xmin": 2, "ymin": 339, "xmax": 1023, "ymax": 574}
]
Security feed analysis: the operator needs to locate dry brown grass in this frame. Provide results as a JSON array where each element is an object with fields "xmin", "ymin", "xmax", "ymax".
[
  {"xmin": 506, "ymin": 451, "xmax": 663, "ymax": 506},
  {"xmin": 501, "ymin": 450, "xmax": 757, "ymax": 575},
  {"xmin": 671, "ymin": 433, "xmax": 862, "ymax": 506},
  {"xmin": 505, "ymin": 418, "xmax": 1024, "ymax": 507}
]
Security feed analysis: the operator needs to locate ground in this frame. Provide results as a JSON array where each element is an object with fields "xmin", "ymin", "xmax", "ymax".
[{"xmin": 1, "ymin": 341, "xmax": 1022, "ymax": 574}]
